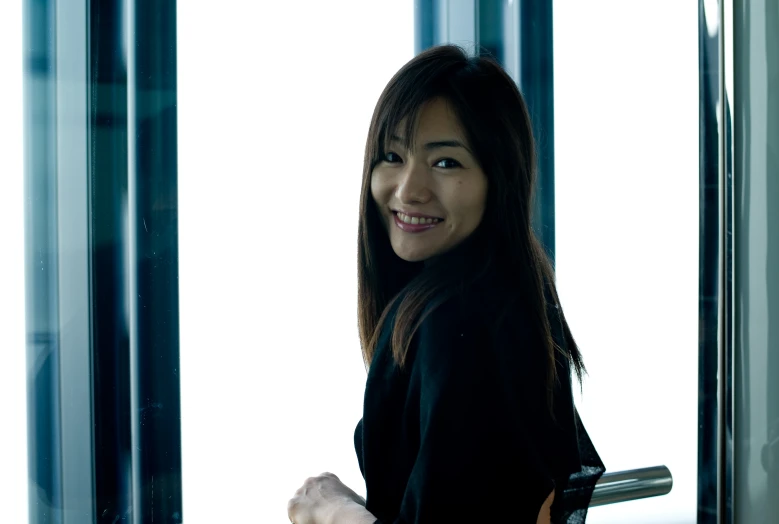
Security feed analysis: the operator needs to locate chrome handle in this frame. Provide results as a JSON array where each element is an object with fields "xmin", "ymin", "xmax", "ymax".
[{"xmin": 589, "ymin": 465, "xmax": 673, "ymax": 507}]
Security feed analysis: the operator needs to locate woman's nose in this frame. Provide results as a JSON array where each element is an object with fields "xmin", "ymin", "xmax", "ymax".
[{"xmin": 395, "ymin": 164, "xmax": 432, "ymax": 204}]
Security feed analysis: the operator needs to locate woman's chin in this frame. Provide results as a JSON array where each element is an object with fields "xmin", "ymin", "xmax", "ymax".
[
  {"xmin": 392, "ymin": 246, "xmax": 434, "ymax": 263},
  {"xmin": 395, "ymin": 253, "xmax": 430, "ymax": 263}
]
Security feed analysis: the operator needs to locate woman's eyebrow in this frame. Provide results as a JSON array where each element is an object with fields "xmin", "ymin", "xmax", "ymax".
[{"xmin": 390, "ymin": 135, "xmax": 471, "ymax": 153}]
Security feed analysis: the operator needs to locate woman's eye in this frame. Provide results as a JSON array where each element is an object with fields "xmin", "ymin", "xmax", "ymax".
[
  {"xmin": 434, "ymin": 158, "xmax": 462, "ymax": 169},
  {"xmin": 384, "ymin": 152, "xmax": 402, "ymax": 163}
]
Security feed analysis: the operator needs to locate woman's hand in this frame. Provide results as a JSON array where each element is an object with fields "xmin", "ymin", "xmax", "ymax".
[{"xmin": 287, "ymin": 472, "xmax": 375, "ymax": 524}]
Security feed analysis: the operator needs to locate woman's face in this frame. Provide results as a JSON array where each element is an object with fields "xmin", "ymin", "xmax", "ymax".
[{"xmin": 370, "ymin": 98, "xmax": 488, "ymax": 263}]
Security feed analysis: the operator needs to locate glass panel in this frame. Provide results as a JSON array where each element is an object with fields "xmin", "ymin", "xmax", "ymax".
[
  {"xmin": 697, "ymin": 0, "xmax": 720, "ymax": 518},
  {"xmin": 20, "ymin": 2, "xmax": 182, "ymax": 522},
  {"xmin": 176, "ymin": 3, "xmax": 414, "ymax": 522},
  {"xmin": 554, "ymin": 2, "xmax": 699, "ymax": 522},
  {"xmin": 733, "ymin": 1, "xmax": 779, "ymax": 520},
  {"xmin": 0, "ymin": 2, "xmax": 27, "ymax": 523}
]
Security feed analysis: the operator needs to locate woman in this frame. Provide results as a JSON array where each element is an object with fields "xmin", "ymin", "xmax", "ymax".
[{"xmin": 288, "ymin": 45, "xmax": 605, "ymax": 523}]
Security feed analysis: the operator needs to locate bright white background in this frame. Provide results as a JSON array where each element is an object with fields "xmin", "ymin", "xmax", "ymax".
[
  {"xmin": 0, "ymin": 1, "xmax": 698, "ymax": 523},
  {"xmin": 554, "ymin": 2, "xmax": 699, "ymax": 523},
  {"xmin": 0, "ymin": 1, "xmax": 28, "ymax": 524},
  {"xmin": 177, "ymin": 2, "xmax": 416, "ymax": 523}
]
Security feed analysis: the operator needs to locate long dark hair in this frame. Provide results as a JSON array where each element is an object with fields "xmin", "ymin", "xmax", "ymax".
[{"xmin": 357, "ymin": 45, "xmax": 585, "ymax": 404}]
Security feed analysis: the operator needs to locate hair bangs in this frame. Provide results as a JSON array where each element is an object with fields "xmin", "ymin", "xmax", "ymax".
[
  {"xmin": 373, "ymin": 88, "xmax": 431, "ymax": 163},
  {"xmin": 369, "ymin": 51, "xmax": 472, "ymax": 166}
]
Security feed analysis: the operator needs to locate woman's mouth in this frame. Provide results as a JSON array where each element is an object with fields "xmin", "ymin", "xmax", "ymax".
[{"xmin": 393, "ymin": 211, "xmax": 442, "ymax": 233}]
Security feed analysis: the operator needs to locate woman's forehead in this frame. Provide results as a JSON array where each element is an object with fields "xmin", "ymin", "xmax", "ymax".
[{"xmin": 386, "ymin": 99, "xmax": 468, "ymax": 149}]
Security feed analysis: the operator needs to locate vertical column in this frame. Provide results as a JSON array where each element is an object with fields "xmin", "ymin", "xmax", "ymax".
[
  {"xmin": 23, "ymin": 0, "xmax": 183, "ymax": 522},
  {"xmin": 55, "ymin": 1, "xmax": 95, "ymax": 522},
  {"xmin": 414, "ymin": 0, "xmax": 436, "ymax": 55},
  {"xmin": 23, "ymin": 0, "xmax": 64, "ymax": 521},
  {"xmin": 732, "ymin": 0, "xmax": 779, "ymax": 521},
  {"xmin": 127, "ymin": 0, "xmax": 183, "ymax": 522},
  {"xmin": 515, "ymin": 1, "xmax": 555, "ymax": 261},
  {"xmin": 718, "ymin": 0, "xmax": 735, "ymax": 519},
  {"xmin": 89, "ymin": 1, "xmax": 133, "ymax": 522},
  {"xmin": 697, "ymin": 0, "xmax": 721, "ymax": 521},
  {"xmin": 765, "ymin": 4, "xmax": 779, "ymax": 515}
]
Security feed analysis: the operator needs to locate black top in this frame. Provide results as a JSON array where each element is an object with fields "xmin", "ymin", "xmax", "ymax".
[{"xmin": 354, "ymin": 278, "xmax": 605, "ymax": 523}]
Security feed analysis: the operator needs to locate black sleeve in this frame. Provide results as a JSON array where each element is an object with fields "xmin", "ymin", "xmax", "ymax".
[{"xmin": 378, "ymin": 305, "xmax": 556, "ymax": 523}]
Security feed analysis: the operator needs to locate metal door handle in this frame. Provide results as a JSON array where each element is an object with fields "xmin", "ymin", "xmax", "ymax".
[{"xmin": 589, "ymin": 465, "xmax": 673, "ymax": 507}]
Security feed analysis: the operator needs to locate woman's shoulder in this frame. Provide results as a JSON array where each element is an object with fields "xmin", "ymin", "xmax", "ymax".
[
  {"xmin": 412, "ymin": 282, "xmax": 520, "ymax": 370},
  {"xmin": 424, "ymin": 278, "xmax": 528, "ymax": 340},
  {"xmin": 413, "ymin": 279, "xmax": 563, "ymax": 388}
]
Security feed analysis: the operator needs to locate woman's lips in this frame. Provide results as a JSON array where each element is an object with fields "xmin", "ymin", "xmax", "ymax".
[{"xmin": 393, "ymin": 212, "xmax": 442, "ymax": 233}]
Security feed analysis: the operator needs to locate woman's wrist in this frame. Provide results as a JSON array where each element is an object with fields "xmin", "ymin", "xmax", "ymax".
[{"xmin": 330, "ymin": 500, "xmax": 376, "ymax": 524}]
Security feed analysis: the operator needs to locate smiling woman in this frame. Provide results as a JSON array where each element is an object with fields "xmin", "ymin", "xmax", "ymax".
[
  {"xmin": 288, "ymin": 45, "xmax": 605, "ymax": 524},
  {"xmin": 370, "ymin": 98, "xmax": 488, "ymax": 262}
]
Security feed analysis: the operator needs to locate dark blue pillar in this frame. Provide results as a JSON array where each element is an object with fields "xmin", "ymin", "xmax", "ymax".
[{"xmin": 23, "ymin": 1, "xmax": 183, "ymax": 522}]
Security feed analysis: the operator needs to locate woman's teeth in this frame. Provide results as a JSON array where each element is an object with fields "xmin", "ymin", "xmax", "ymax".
[{"xmin": 397, "ymin": 212, "xmax": 440, "ymax": 225}]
